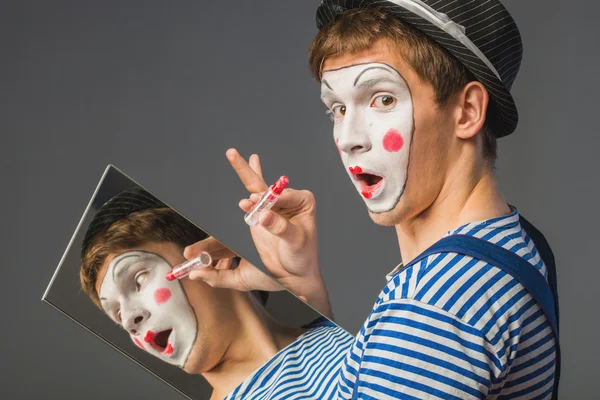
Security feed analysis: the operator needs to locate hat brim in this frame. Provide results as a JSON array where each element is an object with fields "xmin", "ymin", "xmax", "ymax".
[{"xmin": 316, "ymin": 0, "xmax": 518, "ymax": 138}]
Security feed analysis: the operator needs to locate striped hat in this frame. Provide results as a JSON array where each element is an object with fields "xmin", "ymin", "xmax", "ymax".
[
  {"xmin": 80, "ymin": 187, "xmax": 167, "ymax": 259},
  {"xmin": 316, "ymin": 0, "xmax": 523, "ymax": 138}
]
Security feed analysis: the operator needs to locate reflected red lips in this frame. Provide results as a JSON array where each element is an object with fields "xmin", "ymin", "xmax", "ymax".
[{"xmin": 144, "ymin": 329, "xmax": 174, "ymax": 355}]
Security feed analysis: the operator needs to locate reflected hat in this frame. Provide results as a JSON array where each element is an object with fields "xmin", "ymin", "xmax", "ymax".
[
  {"xmin": 81, "ymin": 187, "xmax": 167, "ymax": 258},
  {"xmin": 315, "ymin": 0, "xmax": 523, "ymax": 138}
]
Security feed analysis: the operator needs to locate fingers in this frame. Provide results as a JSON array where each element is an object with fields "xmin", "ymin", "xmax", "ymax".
[
  {"xmin": 184, "ymin": 236, "xmax": 236, "ymax": 260},
  {"xmin": 226, "ymin": 148, "xmax": 268, "ymax": 193},
  {"xmin": 273, "ymin": 189, "xmax": 315, "ymax": 211},
  {"xmin": 240, "ymin": 189, "xmax": 315, "ymax": 214},
  {"xmin": 188, "ymin": 268, "xmax": 241, "ymax": 290},
  {"xmin": 258, "ymin": 210, "xmax": 301, "ymax": 244},
  {"xmin": 188, "ymin": 260, "xmax": 283, "ymax": 292},
  {"xmin": 248, "ymin": 154, "xmax": 263, "ymax": 179},
  {"xmin": 239, "ymin": 198, "xmax": 255, "ymax": 213},
  {"xmin": 214, "ymin": 257, "xmax": 234, "ymax": 270}
]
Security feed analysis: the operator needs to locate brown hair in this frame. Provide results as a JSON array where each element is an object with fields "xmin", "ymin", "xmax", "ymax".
[
  {"xmin": 80, "ymin": 207, "xmax": 208, "ymax": 308},
  {"xmin": 309, "ymin": 7, "xmax": 497, "ymax": 164}
]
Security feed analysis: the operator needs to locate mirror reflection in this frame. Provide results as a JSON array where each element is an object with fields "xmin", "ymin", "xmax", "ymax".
[{"xmin": 43, "ymin": 166, "xmax": 353, "ymax": 400}]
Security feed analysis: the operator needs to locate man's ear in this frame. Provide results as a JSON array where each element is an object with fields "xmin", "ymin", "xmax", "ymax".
[{"xmin": 455, "ymin": 81, "xmax": 488, "ymax": 140}]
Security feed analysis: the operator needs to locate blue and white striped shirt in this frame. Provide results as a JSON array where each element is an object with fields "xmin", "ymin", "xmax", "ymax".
[
  {"xmin": 225, "ymin": 318, "xmax": 354, "ymax": 399},
  {"xmin": 336, "ymin": 209, "xmax": 557, "ymax": 399}
]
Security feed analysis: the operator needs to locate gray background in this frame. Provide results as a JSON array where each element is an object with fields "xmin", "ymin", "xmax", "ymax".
[{"xmin": 1, "ymin": 0, "xmax": 597, "ymax": 398}]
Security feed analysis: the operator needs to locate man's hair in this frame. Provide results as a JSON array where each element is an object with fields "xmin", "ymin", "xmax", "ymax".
[
  {"xmin": 80, "ymin": 207, "xmax": 268, "ymax": 308},
  {"xmin": 309, "ymin": 7, "xmax": 497, "ymax": 164}
]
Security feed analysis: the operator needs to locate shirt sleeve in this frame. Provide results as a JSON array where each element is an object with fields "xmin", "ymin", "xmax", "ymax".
[{"xmin": 352, "ymin": 298, "xmax": 502, "ymax": 400}]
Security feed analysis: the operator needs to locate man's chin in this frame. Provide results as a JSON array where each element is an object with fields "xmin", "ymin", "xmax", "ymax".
[
  {"xmin": 181, "ymin": 338, "xmax": 217, "ymax": 375},
  {"xmin": 182, "ymin": 354, "xmax": 204, "ymax": 375},
  {"xmin": 366, "ymin": 196, "xmax": 406, "ymax": 226},
  {"xmin": 179, "ymin": 339, "xmax": 204, "ymax": 374},
  {"xmin": 367, "ymin": 208, "xmax": 399, "ymax": 226}
]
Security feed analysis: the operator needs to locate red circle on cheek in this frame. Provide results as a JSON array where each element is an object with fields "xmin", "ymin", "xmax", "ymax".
[
  {"xmin": 383, "ymin": 129, "xmax": 404, "ymax": 152},
  {"xmin": 154, "ymin": 288, "xmax": 172, "ymax": 305}
]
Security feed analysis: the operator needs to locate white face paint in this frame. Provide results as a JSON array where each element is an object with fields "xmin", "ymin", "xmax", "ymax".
[
  {"xmin": 321, "ymin": 62, "xmax": 414, "ymax": 213},
  {"xmin": 99, "ymin": 251, "xmax": 198, "ymax": 368}
]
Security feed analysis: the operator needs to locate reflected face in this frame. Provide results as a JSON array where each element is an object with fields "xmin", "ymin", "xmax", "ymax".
[
  {"xmin": 321, "ymin": 62, "xmax": 414, "ymax": 213},
  {"xmin": 98, "ymin": 250, "xmax": 198, "ymax": 368}
]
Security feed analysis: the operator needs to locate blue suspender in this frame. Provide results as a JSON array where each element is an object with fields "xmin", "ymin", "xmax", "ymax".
[
  {"xmin": 351, "ymin": 233, "xmax": 561, "ymax": 399},
  {"xmin": 404, "ymin": 234, "xmax": 561, "ymax": 398}
]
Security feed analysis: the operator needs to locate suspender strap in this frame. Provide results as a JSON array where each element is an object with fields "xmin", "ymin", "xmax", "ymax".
[
  {"xmin": 518, "ymin": 214, "xmax": 560, "ymax": 330},
  {"xmin": 404, "ymin": 234, "xmax": 561, "ymax": 397}
]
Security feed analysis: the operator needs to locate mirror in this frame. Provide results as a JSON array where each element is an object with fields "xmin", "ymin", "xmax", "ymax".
[{"xmin": 42, "ymin": 165, "xmax": 353, "ymax": 400}]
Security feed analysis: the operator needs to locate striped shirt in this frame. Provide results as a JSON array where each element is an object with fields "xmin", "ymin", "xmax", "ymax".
[
  {"xmin": 225, "ymin": 318, "xmax": 354, "ymax": 400},
  {"xmin": 336, "ymin": 209, "xmax": 557, "ymax": 399}
]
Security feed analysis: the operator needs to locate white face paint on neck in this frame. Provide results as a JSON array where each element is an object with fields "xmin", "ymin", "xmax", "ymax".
[
  {"xmin": 321, "ymin": 62, "xmax": 414, "ymax": 213},
  {"xmin": 99, "ymin": 251, "xmax": 198, "ymax": 368}
]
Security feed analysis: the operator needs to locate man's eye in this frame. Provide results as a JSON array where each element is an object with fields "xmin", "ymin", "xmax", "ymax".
[
  {"xmin": 135, "ymin": 271, "xmax": 149, "ymax": 290},
  {"xmin": 331, "ymin": 104, "xmax": 346, "ymax": 118},
  {"xmin": 371, "ymin": 95, "xmax": 396, "ymax": 108}
]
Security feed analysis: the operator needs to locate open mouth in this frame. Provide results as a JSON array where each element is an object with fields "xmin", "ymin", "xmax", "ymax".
[
  {"xmin": 349, "ymin": 167, "xmax": 384, "ymax": 199},
  {"xmin": 144, "ymin": 329, "xmax": 174, "ymax": 356}
]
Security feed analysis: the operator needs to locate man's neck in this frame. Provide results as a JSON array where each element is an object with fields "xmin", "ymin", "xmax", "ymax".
[
  {"xmin": 395, "ymin": 164, "xmax": 511, "ymax": 264},
  {"xmin": 204, "ymin": 296, "xmax": 305, "ymax": 399}
]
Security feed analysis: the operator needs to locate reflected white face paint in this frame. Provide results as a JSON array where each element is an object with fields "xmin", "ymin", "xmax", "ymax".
[
  {"xmin": 321, "ymin": 62, "xmax": 414, "ymax": 213},
  {"xmin": 99, "ymin": 251, "xmax": 197, "ymax": 368}
]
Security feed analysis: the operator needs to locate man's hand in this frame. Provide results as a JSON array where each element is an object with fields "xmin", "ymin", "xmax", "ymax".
[
  {"xmin": 185, "ymin": 148, "xmax": 332, "ymax": 318},
  {"xmin": 183, "ymin": 236, "xmax": 283, "ymax": 292}
]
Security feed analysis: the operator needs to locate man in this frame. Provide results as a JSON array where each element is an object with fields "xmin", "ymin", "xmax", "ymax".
[
  {"xmin": 186, "ymin": 0, "xmax": 560, "ymax": 399},
  {"xmin": 79, "ymin": 187, "xmax": 353, "ymax": 399}
]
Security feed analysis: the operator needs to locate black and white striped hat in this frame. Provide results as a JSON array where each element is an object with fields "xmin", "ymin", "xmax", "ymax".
[
  {"xmin": 316, "ymin": 0, "xmax": 523, "ymax": 138},
  {"xmin": 80, "ymin": 187, "xmax": 167, "ymax": 258}
]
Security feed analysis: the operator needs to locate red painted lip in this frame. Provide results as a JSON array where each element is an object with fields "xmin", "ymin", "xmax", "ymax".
[
  {"xmin": 144, "ymin": 330, "xmax": 156, "ymax": 344},
  {"xmin": 348, "ymin": 166, "xmax": 363, "ymax": 175},
  {"xmin": 349, "ymin": 166, "xmax": 384, "ymax": 199},
  {"xmin": 360, "ymin": 179, "xmax": 384, "ymax": 199},
  {"xmin": 144, "ymin": 329, "xmax": 173, "ymax": 355}
]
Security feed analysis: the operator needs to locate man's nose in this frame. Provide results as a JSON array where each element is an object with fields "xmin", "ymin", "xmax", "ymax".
[
  {"xmin": 122, "ymin": 309, "xmax": 150, "ymax": 335},
  {"xmin": 337, "ymin": 112, "xmax": 372, "ymax": 154}
]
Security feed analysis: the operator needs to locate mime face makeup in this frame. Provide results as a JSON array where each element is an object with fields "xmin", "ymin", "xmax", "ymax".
[
  {"xmin": 321, "ymin": 62, "xmax": 414, "ymax": 213},
  {"xmin": 99, "ymin": 251, "xmax": 198, "ymax": 368}
]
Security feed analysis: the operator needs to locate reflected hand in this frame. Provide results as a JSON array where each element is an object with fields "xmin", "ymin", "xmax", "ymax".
[
  {"xmin": 183, "ymin": 236, "xmax": 283, "ymax": 292},
  {"xmin": 226, "ymin": 149, "xmax": 332, "ymax": 318}
]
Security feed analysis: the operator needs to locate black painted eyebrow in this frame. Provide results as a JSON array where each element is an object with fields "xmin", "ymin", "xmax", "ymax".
[
  {"xmin": 112, "ymin": 254, "xmax": 141, "ymax": 281},
  {"xmin": 353, "ymin": 66, "xmax": 396, "ymax": 87},
  {"xmin": 322, "ymin": 79, "xmax": 333, "ymax": 91},
  {"xmin": 355, "ymin": 77, "xmax": 400, "ymax": 90}
]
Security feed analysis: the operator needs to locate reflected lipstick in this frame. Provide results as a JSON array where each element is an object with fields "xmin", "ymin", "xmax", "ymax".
[{"xmin": 166, "ymin": 252, "xmax": 212, "ymax": 281}]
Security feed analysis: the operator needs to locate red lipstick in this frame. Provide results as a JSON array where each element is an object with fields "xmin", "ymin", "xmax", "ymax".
[
  {"xmin": 244, "ymin": 175, "xmax": 289, "ymax": 226},
  {"xmin": 166, "ymin": 252, "xmax": 212, "ymax": 281}
]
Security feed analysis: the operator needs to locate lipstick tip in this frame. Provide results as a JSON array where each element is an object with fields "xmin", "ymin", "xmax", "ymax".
[
  {"xmin": 272, "ymin": 176, "xmax": 289, "ymax": 194},
  {"xmin": 166, "ymin": 272, "xmax": 175, "ymax": 281}
]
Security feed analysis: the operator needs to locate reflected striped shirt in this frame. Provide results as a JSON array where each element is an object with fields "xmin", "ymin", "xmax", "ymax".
[
  {"xmin": 336, "ymin": 209, "xmax": 557, "ymax": 399},
  {"xmin": 225, "ymin": 318, "xmax": 354, "ymax": 400}
]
